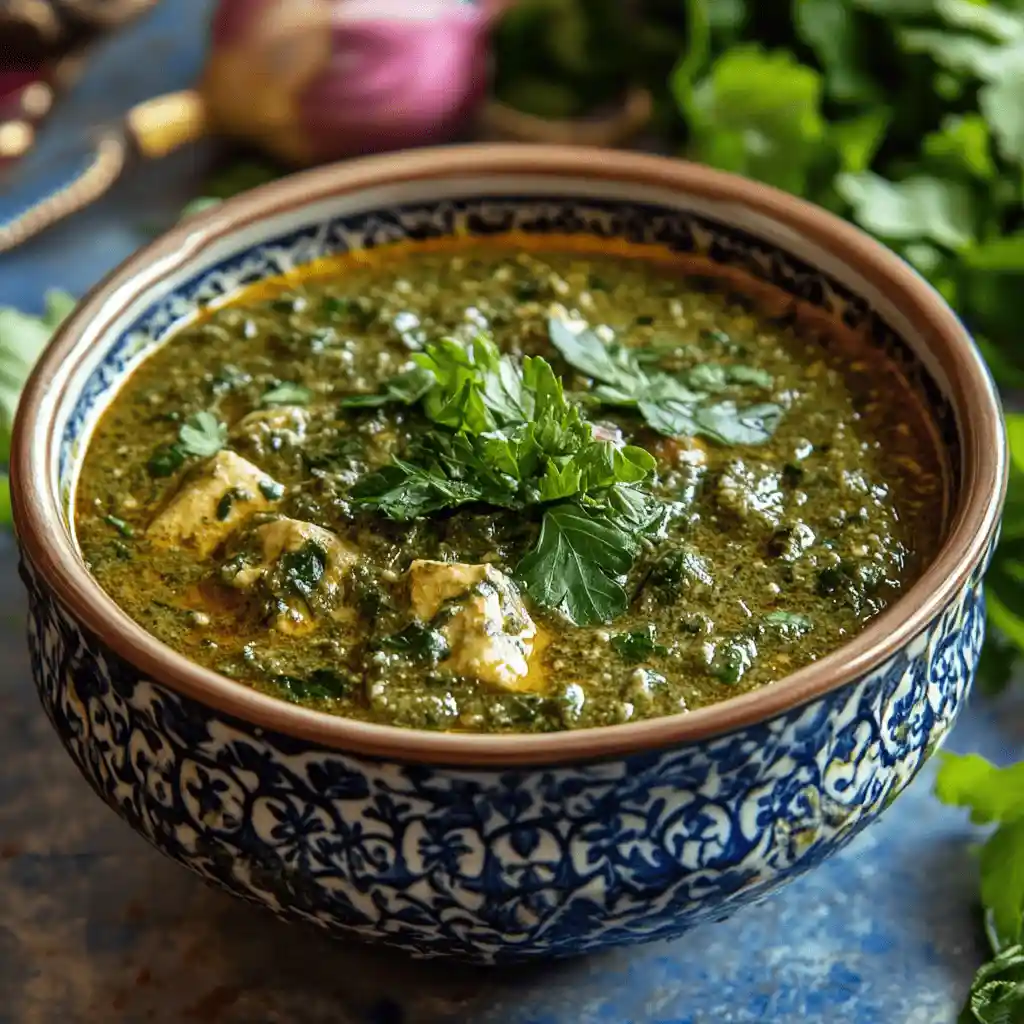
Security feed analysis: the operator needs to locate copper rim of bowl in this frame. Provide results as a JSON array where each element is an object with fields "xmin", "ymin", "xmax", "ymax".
[{"xmin": 11, "ymin": 144, "xmax": 1008, "ymax": 767}]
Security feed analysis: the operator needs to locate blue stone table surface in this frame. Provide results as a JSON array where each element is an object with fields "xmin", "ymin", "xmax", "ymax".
[{"xmin": 0, "ymin": 3, "xmax": 1020, "ymax": 1021}]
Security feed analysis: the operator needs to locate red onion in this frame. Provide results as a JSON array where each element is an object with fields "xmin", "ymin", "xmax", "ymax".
[{"xmin": 205, "ymin": 0, "xmax": 503, "ymax": 165}]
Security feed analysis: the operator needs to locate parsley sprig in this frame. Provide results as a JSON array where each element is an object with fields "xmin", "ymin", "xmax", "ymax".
[
  {"xmin": 547, "ymin": 317, "xmax": 783, "ymax": 445},
  {"xmin": 346, "ymin": 333, "xmax": 665, "ymax": 625},
  {"xmin": 147, "ymin": 410, "xmax": 228, "ymax": 477},
  {"xmin": 935, "ymin": 751, "xmax": 1024, "ymax": 1021}
]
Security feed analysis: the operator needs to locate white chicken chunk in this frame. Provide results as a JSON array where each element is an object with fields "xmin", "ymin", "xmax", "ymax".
[
  {"xmin": 147, "ymin": 450, "xmax": 283, "ymax": 556},
  {"xmin": 223, "ymin": 517, "xmax": 358, "ymax": 634},
  {"xmin": 407, "ymin": 560, "xmax": 537, "ymax": 691}
]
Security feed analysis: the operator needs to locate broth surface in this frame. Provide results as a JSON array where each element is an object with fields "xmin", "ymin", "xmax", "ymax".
[{"xmin": 75, "ymin": 244, "xmax": 945, "ymax": 733}]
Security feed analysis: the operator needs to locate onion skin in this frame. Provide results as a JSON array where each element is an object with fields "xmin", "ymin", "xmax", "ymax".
[{"xmin": 205, "ymin": 0, "xmax": 499, "ymax": 165}]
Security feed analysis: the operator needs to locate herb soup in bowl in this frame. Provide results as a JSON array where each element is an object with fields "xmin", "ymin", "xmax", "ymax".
[
  {"xmin": 11, "ymin": 146, "xmax": 1005, "ymax": 960},
  {"xmin": 75, "ymin": 244, "xmax": 945, "ymax": 733}
]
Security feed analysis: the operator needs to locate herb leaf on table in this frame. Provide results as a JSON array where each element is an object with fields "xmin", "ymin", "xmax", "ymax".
[{"xmin": 0, "ymin": 290, "xmax": 75, "ymax": 522}]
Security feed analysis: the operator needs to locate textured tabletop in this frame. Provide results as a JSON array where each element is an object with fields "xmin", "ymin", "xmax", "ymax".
[{"xmin": 0, "ymin": 3, "xmax": 1016, "ymax": 1021}]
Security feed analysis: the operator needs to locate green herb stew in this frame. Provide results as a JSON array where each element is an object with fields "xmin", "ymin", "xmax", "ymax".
[{"xmin": 75, "ymin": 243, "xmax": 945, "ymax": 733}]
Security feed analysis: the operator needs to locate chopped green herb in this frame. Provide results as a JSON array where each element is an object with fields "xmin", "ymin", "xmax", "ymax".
[
  {"xmin": 339, "ymin": 365, "xmax": 434, "ymax": 409},
  {"xmin": 102, "ymin": 514, "xmax": 134, "ymax": 538},
  {"xmin": 0, "ymin": 290, "xmax": 75, "ymax": 487},
  {"xmin": 547, "ymin": 317, "xmax": 783, "ymax": 445},
  {"xmin": 380, "ymin": 623, "xmax": 451, "ymax": 664},
  {"xmin": 936, "ymin": 753, "xmax": 1024, "ymax": 970},
  {"xmin": 516, "ymin": 502, "xmax": 640, "ymax": 626},
  {"xmin": 177, "ymin": 411, "xmax": 227, "ymax": 458},
  {"xmin": 261, "ymin": 382, "xmax": 313, "ymax": 406},
  {"xmin": 280, "ymin": 542, "xmax": 328, "ymax": 600},
  {"xmin": 611, "ymin": 624, "xmax": 668, "ymax": 662},
  {"xmin": 147, "ymin": 443, "xmax": 186, "ymax": 478}
]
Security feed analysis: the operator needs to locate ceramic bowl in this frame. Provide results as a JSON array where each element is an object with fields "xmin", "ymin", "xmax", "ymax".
[{"xmin": 11, "ymin": 145, "xmax": 1006, "ymax": 962}]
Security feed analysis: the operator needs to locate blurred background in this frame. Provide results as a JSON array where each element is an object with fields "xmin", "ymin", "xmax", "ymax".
[{"xmin": 5, "ymin": 0, "xmax": 1024, "ymax": 379}]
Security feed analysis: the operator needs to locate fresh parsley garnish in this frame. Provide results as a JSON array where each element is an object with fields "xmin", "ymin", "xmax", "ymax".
[
  {"xmin": 261, "ymin": 382, "xmax": 312, "ymax": 406},
  {"xmin": 516, "ymin": 502, "xmax": 641, "ymax": 625},
  {"xmin": 546, "ymin": 317, "xmax": 783, "ymax": 445},
  {"xmin": 958, "ymin": 945, "xmax": 1024, "ymax": 1024},
  {"xmin": 177, "ymin": 411, "xmax": 228, "ymax": 458},
  {"xmin": 146, "ymin": 411, "xmax": 229, "ymax": 478},
  {"xmin": 346, "ymin": 334, "xmax": 662, "ymax": 624},
  {"xmin": 936, "ymin": 754, "xmax": 1024, "ymax": 955}
]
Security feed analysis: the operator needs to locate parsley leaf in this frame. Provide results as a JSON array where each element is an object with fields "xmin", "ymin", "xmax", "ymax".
[
  {"xmin": 547, "ymin": 318, "xmax": 644, "ymax": 397},
  {"xmin": 0, "ymin": 290, "xmax": 75, "ymax": 464},
  {"xmin": 695, "ymin": 401, "xmax": 785, "ymax": 445},
  {"xmin": 349, "ymin": 432, "xmax": 521, "ymax": 518},
  {"xmin": 0, "ymin": 291, "xmax": 75, "ymax": 523},
  {"xmin": 679, "ymin": 45, "xmax": 827, "ymax": 195},
  {"xmin": 177, "ymin": 411, "xmax": 228, "ymax": 458},
  {"xmin": 959, "ymin": 944, "xmax": 1024, "ymax": 1024},
  {"xmin": 346, "ymin": 336, "xmax": 662, "ymax": 623},
  {"xmin": 547, "ymin": 317, "xmax": 782, "ymax": 445},
  {"xmin": 414, "ymin": 334, "xmax": 536, "ymax": 433},
  {"xmin": 516, "ymin": 502, "xmax": 639, "ymax": 625},
  {"xmin": 835, "ymin": 172, "xmax": 976, "ymax": 251},
  {"xmin": 936, "ymin": 753, "xmax": 1024, "ymax": 955}
]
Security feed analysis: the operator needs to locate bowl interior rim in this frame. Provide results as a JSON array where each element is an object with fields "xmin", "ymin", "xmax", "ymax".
[{"xmin": 10, "ymin": 143, "xmax": 1007, "ymax": 767}]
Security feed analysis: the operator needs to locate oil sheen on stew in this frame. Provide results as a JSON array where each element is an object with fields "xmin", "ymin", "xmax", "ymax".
[{"xmin": 75, "ymin": 244, "xmax": 945, "ymax": 734}]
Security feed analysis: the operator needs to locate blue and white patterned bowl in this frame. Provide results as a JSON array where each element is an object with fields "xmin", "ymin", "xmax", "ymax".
[{"xmin": 10, "ymin": 145, "xmax": 1006, "ymax": 962}]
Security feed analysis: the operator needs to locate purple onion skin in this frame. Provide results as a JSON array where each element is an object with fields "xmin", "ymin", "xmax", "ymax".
[{"xmin": 299, "ymin": 8, "xmax": 494, "ymax": 161}]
